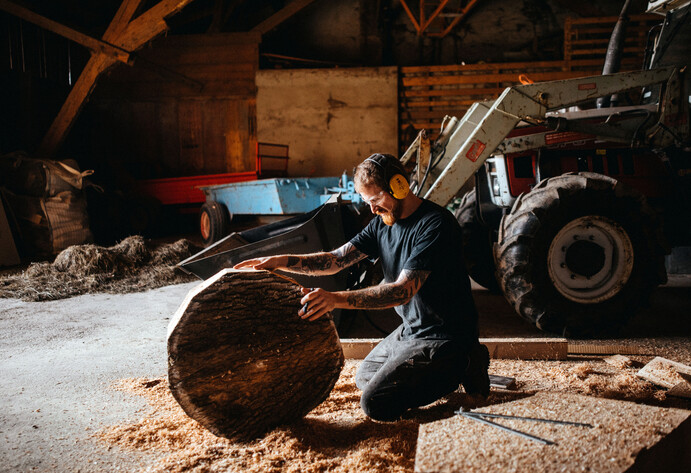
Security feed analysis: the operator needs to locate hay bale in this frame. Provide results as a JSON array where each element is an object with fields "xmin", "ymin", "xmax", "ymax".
[
  {"xmin": 167, "ymin": 269, "xmax": 344, "ymax": 440},
  {"xmin": 52, "ymin": 235, "xmax": 148, "ymax": 276},
  {"xmin": 0, "ymin": 236, "xmax": 200, "ymax": 301}
]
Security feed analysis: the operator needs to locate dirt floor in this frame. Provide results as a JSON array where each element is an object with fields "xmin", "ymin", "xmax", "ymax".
[{"xmin": 0, "ymin": 247, "xmax": 690, "ymax": 472}]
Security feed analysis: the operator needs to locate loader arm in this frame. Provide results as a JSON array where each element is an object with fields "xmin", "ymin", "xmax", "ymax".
[{"xmin": 421, "ymin": 66, "xmax": 677, "ymax": 206}]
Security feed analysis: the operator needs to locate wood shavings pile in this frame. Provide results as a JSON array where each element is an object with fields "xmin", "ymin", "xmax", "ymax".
[
  {"xmin": 97, "ymin": 353, "xmax": 690, "ymax": 472},
  {"xmin": 96, "ymin": 362, "xmax": 418, "ymax": 473},
  {"xmin": 491, "ymin": 359, "xmax": 665, "ymax": 404}
]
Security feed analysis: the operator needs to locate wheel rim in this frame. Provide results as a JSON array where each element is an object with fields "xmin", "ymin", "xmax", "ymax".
[
  {"xmin": 547, "ymin": 215, "xmax": 634, "ymax": 304},
  {"xmin": 200, "ymin": 211, "xmax": 211, "ymax": 241}
]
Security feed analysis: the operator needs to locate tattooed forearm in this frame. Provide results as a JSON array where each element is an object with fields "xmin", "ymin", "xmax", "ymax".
[
  {"xmin": 346, "ymin": 284, "xmax": 411, "ymax": 309},
  {"xmin": 404, "ymin": 269, "xmax": 430, "ymax": 292},
  {"xmin": 300, "ymin": 253, "xmax": 336, "ymax": 273},
  {"xmin": 286, "ymin": 256, "xmax": 300, "ymax": 268},
  {"xmin": 331, "ymin": 243, "xmax": 367, "ymax": 269},
  {"xmin": 344, "ymin": 269, "xmax": 430, "ymax": 309},
  {"xmin": 280, "ymin": 252, "xmax": 342, "ymax": 275}
]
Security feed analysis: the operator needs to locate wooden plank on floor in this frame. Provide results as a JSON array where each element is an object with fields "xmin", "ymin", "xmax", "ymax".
[
  {"xmin": 567, "ymin": 343, "xmax": 651, "ymax": 355},
  {"xmin": 340, "ymin": 337, "xmax": 568, "ymax": 360},
  {"xmin": 415, "ymin": 392, "xmax": 691, "ymax": 473},
  {"xmin": 483, "ymin": 338, "xmax": 568, "ymax": 360},
  {"xmin": 340, "ymin": 339, "xmax": 380, "ymax": 360},
  {"xmin": 637, "ymin": 356, "xmax": 691, "ymax": 389}
]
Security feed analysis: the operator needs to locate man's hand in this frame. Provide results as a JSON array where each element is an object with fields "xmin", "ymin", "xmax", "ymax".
[
  {"xmin": 299, "ymin": 287, "xmax": 340, "ymax": 321},
  {"xmin": 233, "ymin": 255, "xmax": 286, "ymax": 271}
]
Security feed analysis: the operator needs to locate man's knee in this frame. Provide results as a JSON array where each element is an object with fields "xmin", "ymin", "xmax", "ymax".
[
  {"xmin": 355, "ymin": 358, "xmax": 385, "ymax": 391},
  {"xmin": 360, "ymin": 386, "xmax": 406, "ymax": 422}
]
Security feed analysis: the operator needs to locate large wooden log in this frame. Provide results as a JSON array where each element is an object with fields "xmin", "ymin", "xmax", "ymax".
[{"xmin": 167, "ymin": 269, "xmax": 344, "ymax": 439}]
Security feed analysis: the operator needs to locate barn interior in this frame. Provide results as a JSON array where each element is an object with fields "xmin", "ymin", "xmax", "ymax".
[{"xmin": 1, "ymin": 0, "xmax": 690, "ymax": 472}]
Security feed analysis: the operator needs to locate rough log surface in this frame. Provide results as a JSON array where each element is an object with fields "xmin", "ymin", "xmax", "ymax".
[{"xmin": 167, "ymin": 269, "xmax": 344, "ymax": 439}]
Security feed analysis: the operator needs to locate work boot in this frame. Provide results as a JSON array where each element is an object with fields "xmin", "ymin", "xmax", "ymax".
[{"xmin": 461, "ymin": 343, "xmax": 490, "ymax": 398}]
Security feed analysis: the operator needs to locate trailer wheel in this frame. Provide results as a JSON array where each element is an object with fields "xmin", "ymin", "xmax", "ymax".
[
  {"xmin": 495, "ymin": 173, "xmax": 667, "ymax": 337},
  {"xmin": 454, "ymin": 190, "xmax": 500, "ymax": 293},
  {"xmin": 200, "ymin": 201, "xmax": 231, "ymax": 246}
]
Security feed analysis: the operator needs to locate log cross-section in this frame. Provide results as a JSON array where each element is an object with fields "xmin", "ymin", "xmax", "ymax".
[
  {"xmin": 168, "ymin": 269, "xmax": 344, "ymax": 439},
  {"xmin": 32, "ymin": 0, "xmax": 196, "ymax": 157}
]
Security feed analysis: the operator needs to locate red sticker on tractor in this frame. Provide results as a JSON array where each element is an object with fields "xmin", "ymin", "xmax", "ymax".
[
  {"xmin": 466, "ymin": 139, "xmax": 486, "ymax": 162},
  {"xmin": 578, "ymin": 82, "xmax": 597, "ymax": 90}
]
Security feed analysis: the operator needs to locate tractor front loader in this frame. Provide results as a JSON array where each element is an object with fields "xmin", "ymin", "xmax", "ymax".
[{"xmin": 403, "ymin": 0, "xmax": 690, "ymax": 337}]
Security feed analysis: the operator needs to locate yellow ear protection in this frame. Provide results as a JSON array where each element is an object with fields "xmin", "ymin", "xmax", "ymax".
[{"xmin": 365, "ymin": 154, "xmax": 410, "ymax": 200}]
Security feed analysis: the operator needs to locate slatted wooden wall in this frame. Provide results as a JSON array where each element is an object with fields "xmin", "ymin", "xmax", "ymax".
[
  {"xmin": 92, "ymin": 33, "xmax": 259, "ymax": 178},
  {"xmin": 399, "ymin": 14, "xmax": 662, "ymax": 149},
  {"xmin": 399, "ymin": 61, "xmax": 589, "ymax": 144},
  {"xmin": 564, "ymin": 14, "xmax": 660, "ymax": 71}
]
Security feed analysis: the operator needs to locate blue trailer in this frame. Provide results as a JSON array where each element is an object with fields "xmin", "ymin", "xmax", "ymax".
[{"xmin": 198, "ymin": 175, "xmax": 361, "ymax": 245}]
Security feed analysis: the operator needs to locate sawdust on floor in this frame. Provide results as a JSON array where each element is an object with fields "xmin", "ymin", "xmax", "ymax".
[
  {"xmin": 96, "ymin": 354, "xmax": 690, "ymax": 472},
  {"xmin": 97, "ymin": 362, "xmax": 418, "ymax": 473}
]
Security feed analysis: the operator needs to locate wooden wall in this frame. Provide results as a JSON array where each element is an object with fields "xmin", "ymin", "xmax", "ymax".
[
  {"xmin": 564, "ymin": 14, "xmax": 660, "ymax": 71},
  {"xmin": 91, "ymin": 33, "xmax": 259, "ymax": 179}
]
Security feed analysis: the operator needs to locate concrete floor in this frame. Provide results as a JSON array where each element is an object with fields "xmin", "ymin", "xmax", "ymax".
[{"xmin": 0, "ymin": 276, "xmax": 689, "ymax": 472}]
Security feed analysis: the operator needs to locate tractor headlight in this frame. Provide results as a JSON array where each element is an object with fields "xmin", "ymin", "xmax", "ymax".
[{"xmin": 492, "ymin": 176, "xmax": 501, "ymax": 196}]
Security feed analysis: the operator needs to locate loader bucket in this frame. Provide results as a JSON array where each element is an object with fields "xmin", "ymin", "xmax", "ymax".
[{"xmin": 177, "ymin": 197, "xmax": 367, "ymax": 292}]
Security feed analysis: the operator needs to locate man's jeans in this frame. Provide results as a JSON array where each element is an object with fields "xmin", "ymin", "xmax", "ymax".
[{"xmin": 355, "ymin": 325, "xmax": 467, "ymax": 421}]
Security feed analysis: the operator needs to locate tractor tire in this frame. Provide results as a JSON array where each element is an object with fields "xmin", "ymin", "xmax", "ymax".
[
  {"xmin": 454, "ymin": 190, "xmax": 500, "ymax": 293},
  {"xmin": 200, "ymin": 201, "xmax": 231, "ymax": 246},
  {"xmin": 494, "ymin": 172, "xmax": 667, "ymax": 338}
]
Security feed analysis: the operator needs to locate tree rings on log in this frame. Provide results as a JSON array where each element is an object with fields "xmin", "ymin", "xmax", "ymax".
[{"xmin": 167, "ymin": 269, "xmax": 344, "ymax": 439}]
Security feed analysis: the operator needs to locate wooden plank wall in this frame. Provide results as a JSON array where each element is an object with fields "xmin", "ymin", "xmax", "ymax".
[
  {"xmin": 92, "ymin": 33, "xmax": 259, "ymax": 178},
  {"xmin": 399, "ymin": 14, "xmax": 661, "ymax": 149},
  {"xmin": 399, "ymin": 61, "xmax": 588, "ymax": 146},
  {"xmin": 564, "ymin": 14, "xmax": 661, "ymax": 71}
]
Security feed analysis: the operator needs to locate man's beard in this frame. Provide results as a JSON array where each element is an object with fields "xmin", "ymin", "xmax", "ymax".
[{"xmin": 378, "ymin": 200, "xmax": 402, "ymax": 226}]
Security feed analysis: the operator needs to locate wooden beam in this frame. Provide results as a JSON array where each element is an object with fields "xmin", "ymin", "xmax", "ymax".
[
  {"xmin": 104, "ymin": 0, "xmax": 147, "ymax": 40},
  {"xmin": 419, "ymin": 0, "xmax": 451, "ymax": 34},
  {"xmin": 37, "ymin": 0, "xmax": 196, "ymax": 157},
  {"xmin": 341, "ymin": 338, "xmax": 568, "ymax": 360},
  {"xmin": 435, "ymin": 0, "xmax": 480, "ymax": 38},
  {"xmin": 250, "ymin": 0, "xmax": 319, "ymax": 35},
  {"xmin": 114, "ymin": 0, "xmax": 196, "ymax": 50},
  {"xmin": 399, "ymin": 0, "xmax": 421, "ymax": 34},
  {"xmin": 0, "ymin": 0, "xmax": 131, "ymax": 63}
]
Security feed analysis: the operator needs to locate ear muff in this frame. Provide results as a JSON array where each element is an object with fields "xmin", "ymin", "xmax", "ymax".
[
  {"xmin": 365, "ymin": 154, "xmax": 410, "ymax": 200},
  {"xmin": 388, "ymin": 173, "xmax": 410, "ymax": 199}
]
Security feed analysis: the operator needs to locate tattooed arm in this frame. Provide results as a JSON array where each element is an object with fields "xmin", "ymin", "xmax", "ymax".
[
  {"xmin": 233, "ymin": 242, "xmax": 367, "ymax": 276},
  {"xmin": 297, "ymin": 269, "xmax": 430, "ymax": 321}
]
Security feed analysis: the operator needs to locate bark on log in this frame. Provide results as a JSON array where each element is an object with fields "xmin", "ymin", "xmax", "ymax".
[{"xmin": 167, "ymin": 269, "xmax": 344, "ymax": 439}]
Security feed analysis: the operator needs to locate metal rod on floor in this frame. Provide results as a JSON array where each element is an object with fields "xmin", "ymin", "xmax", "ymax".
[
  {"xmin": 458, "ymin": 411, "xmax": 556, "ymax": 445},
  {"xmin": 463, "ymin": 412, "xmax": 593, "ymax": 428}
]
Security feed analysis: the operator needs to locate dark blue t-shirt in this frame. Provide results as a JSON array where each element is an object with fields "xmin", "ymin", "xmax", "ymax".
[{"xmin": 349, "ymin": 199, "xmax": 479, "ymax": 345}]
